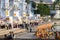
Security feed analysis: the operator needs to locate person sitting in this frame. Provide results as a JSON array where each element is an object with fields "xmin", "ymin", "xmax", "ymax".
[
  {"xmin": 4, "ymin": 34, "xmax": 7, "ymax": 40},
  {"xmin": 7, "ymin": 31, "xmax": 14, "ymax": 40}
]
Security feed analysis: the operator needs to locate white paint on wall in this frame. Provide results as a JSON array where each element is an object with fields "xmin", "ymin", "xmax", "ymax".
[{"xmin": 54, "ymin": 10, "xmax": 60, "ymax": 19}]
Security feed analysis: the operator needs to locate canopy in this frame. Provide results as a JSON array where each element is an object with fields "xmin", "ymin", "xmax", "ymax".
[{"xmin": 37, "ymin": 23, "xmax": 53, "ymax": 30}]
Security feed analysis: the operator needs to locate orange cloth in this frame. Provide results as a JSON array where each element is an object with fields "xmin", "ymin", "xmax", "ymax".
[{"xmin": 37, "ymin": 23, "xmax": 53, "ymax": 30}]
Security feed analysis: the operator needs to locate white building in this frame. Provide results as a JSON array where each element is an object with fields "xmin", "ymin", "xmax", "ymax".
[
  {"xmin": 54, "ymin": 10, "xmax": 60, "ymax": 19},
  {"xmin": 0, "ymin": 0, "xmax": 28, "ymax": 24},
  {"xmin": 0, "ymin": 0, "xmax": 27, "ymax": 17},
  {"xmin": 54, "ymin": 5, "xmax": 60, "ymax": 19},
  {"xmin": 27, "ymin": 1, "xmax": 34, "ymax": 18}
]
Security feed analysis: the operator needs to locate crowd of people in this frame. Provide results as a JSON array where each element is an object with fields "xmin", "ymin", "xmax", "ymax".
[
  {"xmin": 0, "ymin": 23, "xmax": 12, "ymax": 29},
  {"xmin": 0, "ymin": 20, "xmax": 40, "ymax": 40},
  {"xmin": 0, "ymin": 21, "xmax": 39, "ymax": 30},
  {"xmin": 4, "ymin": 31, "xmax": 14, "ymax": 40}
]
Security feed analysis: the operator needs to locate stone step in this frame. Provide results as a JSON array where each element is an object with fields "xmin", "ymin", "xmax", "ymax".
[{"xmin": 0, "ymin": 28, "xmax": 26, "ymax": 36}]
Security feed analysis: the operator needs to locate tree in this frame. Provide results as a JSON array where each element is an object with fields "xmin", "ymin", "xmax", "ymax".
[
  {"xmin": 34, "ymin": 3, "xmax": 50, "ymax": 16},
  {"xmin": 32, "ymin": 1, "xmax": 36, "ymax": 8},
  {"xmin": 57, "ymin": 1, "xmax": 60, "ymax": 10},
  {"xmin": 31, "ymin": 1, "xmax": 36, "ymax": 14},
  {"xmin": 25, "ymin": 0, "xmax": 30, "ymax": 4},
  {"xmin": 51, "ymin": 0, "xmax": 60, "ymax": 19},
  {"xmin": 52, "ymin": 0, "xmax": 60, "ymax": 10}
]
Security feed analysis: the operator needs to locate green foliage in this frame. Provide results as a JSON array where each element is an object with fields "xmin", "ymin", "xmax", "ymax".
[
  {"xmin": 34, "ymin": 10, "xmax": 38, "ymax": 14},
  {"xmin": 34, "ymin": 3, "xmax": 50, "ymax": 16},
  {"xmin": 25, "ymin": 0, "xmax": 30, "ymax": 4},
  {"xmin": 32, "ymin": 1, "xmax": 36, "ymax": 8},
  {"xmin": 55, "ymin": 0, "xmax": 60, "ymax": 4},
  {"xmin": 57, "ymin": 1, "xmax": 60, "ymax": 6},
  {"xmin": 52, "ymin": 0, "xmax": 60, "ymax": 10}
]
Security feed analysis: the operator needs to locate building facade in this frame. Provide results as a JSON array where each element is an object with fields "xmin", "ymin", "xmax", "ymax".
[
  {"xmin": 54, "ymin": 4, "xmax": 60, "ymax": 19},
  {"xmin": 0, "ymin": 0, "xmax": 28, "ymax": 24},
  {"xmin": 0, "ymin": 0, "xmax": 27, "ymax": 17}
]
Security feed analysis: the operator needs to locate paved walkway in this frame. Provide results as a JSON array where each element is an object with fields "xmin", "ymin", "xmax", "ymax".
[
  {"xmin": 14, "ymin": 32, "xmax": 37, "ymax": 39},
  {"xmin": 14, "ymin": 32, "xmax": 55, "ymax": 39},
  {"xmin": 0, "ymin": 28, "xmax": 26, "ymax": 38}
]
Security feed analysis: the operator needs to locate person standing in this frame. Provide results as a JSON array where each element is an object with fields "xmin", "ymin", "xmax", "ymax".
[{"xmin": 30, "ymin": 27, "xmax": 32, "ymax": 32}]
